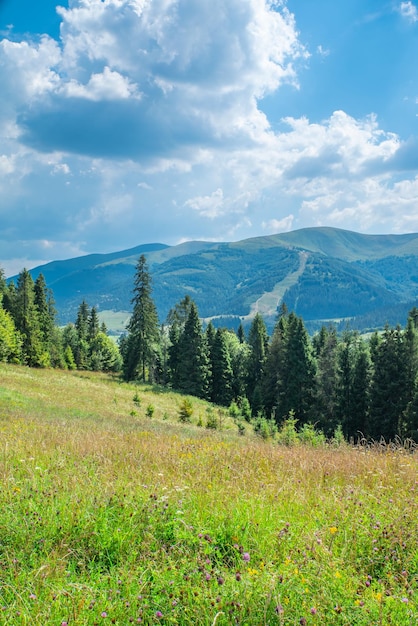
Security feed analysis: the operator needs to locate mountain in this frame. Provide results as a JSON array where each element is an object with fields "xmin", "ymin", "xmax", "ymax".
[{"xmin": 11, "ymin": 227, "xmax": 418, "ymax": 333}]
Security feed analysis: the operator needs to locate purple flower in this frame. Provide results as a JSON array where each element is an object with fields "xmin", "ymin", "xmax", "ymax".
[
  {"xmin": 242, "ymin": 552, "xmax": 250, "ymax": 562},
  {"xmin": 310, "ymin": 607, "xmax": 317, "ymax": 614},
  {"xmin": 156, "ymin": 611, "xmax": 163, "ymax": 618},
  {"xmin": 101, "ymin": 612, "xmax": 108, "ymax": 618}
]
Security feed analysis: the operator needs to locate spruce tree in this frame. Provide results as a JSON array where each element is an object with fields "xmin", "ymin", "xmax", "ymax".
[
  {"xmin": 123, "ymin": 255, "xmax": 159, "ymax": 382},
  {"xmin": 167, "ymin": 295, "xmax": 194, "ymax": 388},
  {"xmin": 74, "ymin": 301, "xmax": 90, "ymax": 369},
  {"xmin": 14, "ymin": 269, "xmax": 44, "ymax": 366},
  {"xmin": 210, "ymin": 328, "xmax": 234, "ymax": 406},
  {"xmin": 369, "ymin": 325, "xmax": 408, "ymax": 440},
  {"xmin": 176, "ymin": 301, "xmax": 211, "ymax": 399},
  {"xmin": 314, "ymin": 325, "xmax": 339, "ymax": 435},
  {"xmin": 274, "ymin": 312, "xmax": 316, "ymax": 424},
  {"xmin": 246, "ymin": 313, "xmax": 268, "ymax": 414}
]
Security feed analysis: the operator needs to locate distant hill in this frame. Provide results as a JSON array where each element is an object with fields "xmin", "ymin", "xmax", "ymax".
[{"xmin": 11, "ymin": 227, "xmax": 418, "ymax": 333}]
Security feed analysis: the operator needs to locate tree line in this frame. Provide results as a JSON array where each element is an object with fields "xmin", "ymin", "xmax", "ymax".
[
  {"xmin": 2, "ymin": 257, "xmax": 418, "ymax": 442},
  {"xmin": 0, "ymin": 268, "xmax": 121, "ymax": 372}
]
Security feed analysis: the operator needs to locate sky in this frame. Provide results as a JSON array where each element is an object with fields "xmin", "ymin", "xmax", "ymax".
[{"xmin": 1, "ymin": 0, "xmax": 418, "ymax": 276}]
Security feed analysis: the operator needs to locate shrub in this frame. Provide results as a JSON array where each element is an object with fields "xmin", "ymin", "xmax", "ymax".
[
  {"xmin": 228, "ymin": 401, "xmax": 241, "ymax": 419},
  {"xmin": 253, "ymin": 414, "xmax": 277, "ymax": 440},
  {"xmin": 178, "ymin": 398, "xmax": 193, "ymax": 423},
  {"xmin": 276, "ymin": 411, "xmax": 299, "ymax": 446},
  {"xmin": 146, "ymin": 404, "xmax": 155, "ymax": 418},
  {"xmin": 299, "ymin": 423, "xmax": 326, "ymax": 447},
  {"xmin": 205, "ymin": 407, "xmax": 218, "ymax": 429}
]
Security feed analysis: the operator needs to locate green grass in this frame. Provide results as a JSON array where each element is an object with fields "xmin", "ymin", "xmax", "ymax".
[{"xmin": 0, "ymin": 364, "xmax": 417, "ymax": 624}]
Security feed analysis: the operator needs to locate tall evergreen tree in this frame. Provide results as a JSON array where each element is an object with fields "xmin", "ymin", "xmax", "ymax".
[
  {"xmin": 348, "ymin": 339, "xmax": 371, "ymax": 440},
  {"xmin": 274, "ymin": 312, "xmax": 316, "ymax": 424},
  {"xmin": 315, "ymin": 325, "xmax": 339, "ymax": 435},
  {"xmin": 88, "ymin": 306, "xmax": 100, "ymax": 342},
  {"xmin": 210, "ymin": 328, "xmax": 234, "ymax": 406},
  {"xmin": 369, "ymin": 325, "xmax": 408, "ymax": 440},
  {"xmin": 74, "ymin": 300, "xmax": 90, "ymax": 369},
  {"xmin": 262, "ymin": 314, "xmax": 287, "ymax": 418},
  {"xmin": 34, "ymin": 273, "xmax": 57, "ymax": 351},
  {"xmin": 176, "ymin": 301, "xmax": 211, "ymax": 399},
  {"xmin": 122, "ymin": 255, "xmax": 159, "ymax": 381},
  {"xmin": 247, "ymin": 313, "xmax": 268, "ymax": 414},
  {"xmin": 167, "ymin": 295, "xmax": 194, "ymax": 388},
  {"xmin": 14, "ymin": 269, "xmax": 44, "ymax": 366}
]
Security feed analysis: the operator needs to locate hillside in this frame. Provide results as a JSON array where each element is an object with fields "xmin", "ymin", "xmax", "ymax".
[
  {"xmin": 0, "ymin": 363, "xmax": 417, "ymax": 624},
  {"xmin": 11, "ymin": 227, "xmax": 418, "ymax": 332}
]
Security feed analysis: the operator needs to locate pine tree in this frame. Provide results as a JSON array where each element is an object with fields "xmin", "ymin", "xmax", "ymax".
[
  {"xmin": 349, "ymin": 340, "xmax": 371, "ymax": 440},
  {"xmin": 274, "ymin": 312, "xmax": 316, "ymax": 424},
  {"xmin": 314, "ymin": 325, "xmax": 339, "ymax": 435},
  {"xmin": 176, "ymin": 301, "xmax": 211, "ymax": 399},
  {"xmin": 210, "ymin": 328, "xmax": 234, "ymax": 406},
  {"xmin": 246, "ymin": 313, "xmax": 268, "ymax": 414},
  {"xmin": 237, "ymin": 322, "xmax": 245, "ymax": 344},
  {"xmin": 74, "ymin": 301, "xmax": 90, "ymax": 369},
  {"xmin": 14, "ymin": 269, "xmax": 44, "ymax": 366},
  {"xmin": 369, "ymin": 325, "xmax": 408, "ymax": 440},
  {"xmin": 262, "ymin": 314, "xmax": 287, "ymax": 418},
  {"xmin": 123, "ymin": 255, "xmax": 159, "ymax": 381},
  {"xmin": 167, "ymin": 295, "xmax": 194, "ymax": 388},
  {"xmin": 88, "ymin": 306, "xmax": 100, "ymax": 342}
]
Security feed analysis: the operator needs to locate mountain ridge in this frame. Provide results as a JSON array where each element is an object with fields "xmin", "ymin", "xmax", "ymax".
[{"xmin": 9, "ymin": 227, "xmax": 418, "ymax": 332}]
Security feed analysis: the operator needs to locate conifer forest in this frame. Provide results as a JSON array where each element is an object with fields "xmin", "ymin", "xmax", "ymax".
[{"xmin": 2, "ymin": 255, "xmax": 418, "ymax": 442}]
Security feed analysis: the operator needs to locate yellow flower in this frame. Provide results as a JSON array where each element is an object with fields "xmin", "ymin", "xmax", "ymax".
[
  {"xmin": 329, "ymin": 526, "xmax": 338, "ymax": 534},
  {"xmin": 335, "ymin": 571, "xmax": 342, "ymax": 579}
]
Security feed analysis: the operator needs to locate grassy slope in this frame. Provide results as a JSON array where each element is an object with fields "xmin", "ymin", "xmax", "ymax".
[{"xmin": 0, "ymin": 365, "xmax": 417, "ymax": 625}]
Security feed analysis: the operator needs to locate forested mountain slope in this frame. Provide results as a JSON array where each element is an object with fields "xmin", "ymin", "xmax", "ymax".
[{"xmin": 12, "ymin": 227, "xmax": 418, "ymax": 331}]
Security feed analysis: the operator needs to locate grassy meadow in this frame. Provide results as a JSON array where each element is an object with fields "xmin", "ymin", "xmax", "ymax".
[{"xmin": 0, "ymin": 364, "xmax": 417, "ymax": 625}]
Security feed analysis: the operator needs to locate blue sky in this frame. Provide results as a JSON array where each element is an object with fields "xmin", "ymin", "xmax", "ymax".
[{"xmin": 1, "ymin": 0, "xmax": 418, "ymax": 276}]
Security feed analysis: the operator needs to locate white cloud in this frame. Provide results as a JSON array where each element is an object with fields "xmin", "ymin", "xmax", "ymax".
[
  {"xmin": 262, "ymin": 215, "xmax": 294, "ymax": 233},
  {"xmin": 399, "ymin": 1, "xmax": 418, "ymax": 22},
  {"xmin": 62, "ymin": 66, "xmax": 141, "ymax": 101},
  {"xmin": 185, "ymin": 188, "xmax": 225, "ymax": 218},
  {"xmin": 0, "ymin": 0, "xmax": 417, "ymax": 271}
]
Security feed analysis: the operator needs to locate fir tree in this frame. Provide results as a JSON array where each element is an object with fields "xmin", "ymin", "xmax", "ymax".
[
  {"xmin": 176, "ymin": 301, "xmax": 211, "ymax": 399},
  {"xmin": 210, "ymin": 328, "xmax": 234, "ymax": 406},
  {"xmin": 247, "ymin": 313, "xmax": 268, "ymax": 414},
  {"xmin": 369, "ymin": 325, "xmax": 408, "ymax": 440},
  {"xmin": 14, "ymin": 269, "xmax": 44, "ymax": 366},
  {"xmin": 123, "ymin": 255, "xmax": 159, "ymax": 381}
]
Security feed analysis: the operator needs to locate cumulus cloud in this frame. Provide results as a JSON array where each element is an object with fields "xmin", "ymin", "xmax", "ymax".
[
  {"xmin": 0, "ymin": 0, "xmax": 418, "ymax": 274},
  {"xmin": 8, "ymin": 0, "xmax": 306, "ymax": 161},
  {"xmin": 399, "ymin": 1, "xmax": 418, "ymax": 22}
]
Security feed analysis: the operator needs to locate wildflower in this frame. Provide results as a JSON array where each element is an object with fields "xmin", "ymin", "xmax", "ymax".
[
  {"xmin": 310, "ymin": 607, "xmax": 317, "ymax": 615},
  {"xmin": 29, "ymin": 594, "xmax": 36, "ymax": 600},
  {"xmin": 401, "ymin": 597, "xmax": 409, "ymax": 603},
  {"xmin": 155, "ymin": 611, "xmax": 163, "ymax": 618},
  {"xmin": 101, "ymin": 612, "xmax": 108, "ymax": 618},
  {"xmin": 329, "ymin": 526, "xmax": 338, "ymax": 534},
  {"xmin": 61, "ymin": 622, "xmax": 68, "ymax": 626},
  {"xmin": 217, "ymin": 577, "xmax": 224, "ymax": 585},
  {"xmin": 235, "ymin": 572, "xmax": 241, "ymax": 581},
  {"xmin": 242, "ymin": 552, "xmax": 250, "ymax": 562},
  {"xmin": 275, "ymin": 605, "xmax": 284, "ymax": 614},
  {"xmin": 299, "ymin": 618, "xmax": 307, "ymax": 625}
]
